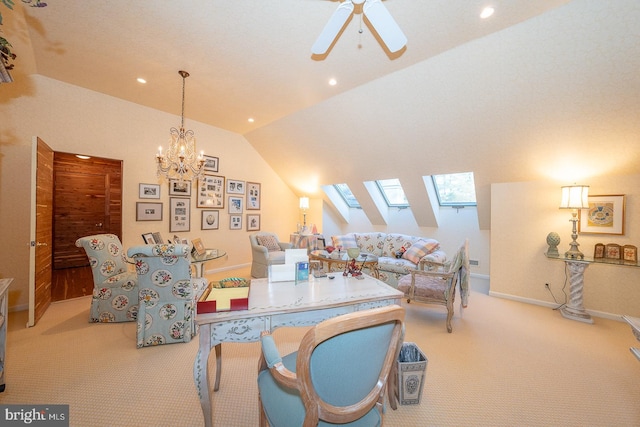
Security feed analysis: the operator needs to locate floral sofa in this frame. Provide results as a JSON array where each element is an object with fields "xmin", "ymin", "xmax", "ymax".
[{"xmin": 328, "ymin": 232, "xmax": 447, "ymax": 288}]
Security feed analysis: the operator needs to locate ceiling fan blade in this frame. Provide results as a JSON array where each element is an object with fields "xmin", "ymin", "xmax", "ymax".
[
  {"xmin": 363, "ymin": 0, "xmax": 407, "ymax": 53},
  {"xmin": 311, "ymin": 1, "xmax": 355, "ymax": 55}
]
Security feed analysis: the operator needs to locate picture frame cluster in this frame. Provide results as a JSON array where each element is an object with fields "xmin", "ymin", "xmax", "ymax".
[{"xmin": 135, "ymin": 156, "xmax": 263, "ymax": 233}]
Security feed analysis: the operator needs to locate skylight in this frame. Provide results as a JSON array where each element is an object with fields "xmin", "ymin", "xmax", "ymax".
[
  {"xmin": 432, "ymin": 172, "xmax": 477, "ymax": 207},
  {"xmin": 334, "ymin": 184, "xmax": 360, "ymax": 208},
  {"xmin": 376, "ymin": 179, "xmax": 409, "ymax": 207}
]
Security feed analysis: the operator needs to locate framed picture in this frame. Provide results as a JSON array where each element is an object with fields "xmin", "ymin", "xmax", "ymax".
[
  {"xmin": 226, "ymin": 179, "xmax": 245, "ymax": 195},
  {"xmin": 139, "ymin": 183, "xmax": 160, "ymax": 199},
  {"xmin": 316, "ymin": 237, "xmax": 326, "ymax": 250},
  {"xmin": 623, "ymin": 245, "xmax": 637, "ymax": 263},
  {"xmin": 170, "ymin": 197, "xmax": 190, "ymax": 232},
  {"xmin": 191, "ymin": 238, "xmax": 206, "ymax": 256},
  {"xmin": 136, "ymin": 202, "xmax": 163, "ymax": 221},
  {"xmin": 172, "ymin": 234, "xmax": 189, "ymax": 245},
  {"xmin": 201, "ymin": 210, "xmax": 219, "ymax": 230},
  {"xmin": 142, "ymin": 233, "xmax": 155, "ymax": 244},
  {"xmin": 203, "ymin": 155, "xmax": 219, "ymax": 173},
  {"xmin": 228, "ymin": 196, "xmax": 243, "ymax": 214},
  {"xmin": 197, "ymin": 175, "xmax": 225, "ymax": 208},
  {"xmin": 246, "ymin": 213, "xmax": 260, "ymax": 231},
  {"xmin": 579, "ymin": 194, "xmax": 625, "ymax": 235},
  {"xmin": 152, "ymin": 232, "xmax": 164, "ymax": 244},
  {"xmin": 593, "ymin": 243, "xmax": 605, "ymax": 259},
  {"xmin": 605, "ymin": 243, "xmax": 621, "ymax": 260},
  {"xmin": 246, "ymin": 182, "xmax": 261, "ymax": 210},
  {"xmin": 169, "ymin": 179, "xmax": 191, "ymax": 197},
  {"xmin": 229, "ymin": 214, "xmax": 242, "ymax": 230}
]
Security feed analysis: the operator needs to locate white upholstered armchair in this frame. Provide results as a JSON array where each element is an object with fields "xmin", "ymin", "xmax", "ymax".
[{"xmin": 249, "ymin": 232, "xmax": 293, "ymax": 278}]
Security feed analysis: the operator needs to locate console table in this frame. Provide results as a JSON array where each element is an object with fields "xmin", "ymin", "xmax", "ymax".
[
  {"xmin": 545, "ymin": 254, "xmax": 640, "ymax": 324},
  {"xmin": 193, "ymin": 274, "xmax": 402, "ymax": 427},
  {"xmin": 0, "ymin": 278, "xmax": 12, "ymax": 392}
]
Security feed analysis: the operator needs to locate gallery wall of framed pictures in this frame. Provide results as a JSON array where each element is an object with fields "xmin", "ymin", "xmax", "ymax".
[{"xmin": 135, "ymin": 154, "xmax": 263, "ymax": 235}]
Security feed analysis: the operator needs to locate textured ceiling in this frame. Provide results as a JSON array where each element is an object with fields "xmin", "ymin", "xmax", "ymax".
[{"xmin": 19, "ymin": 0, "xmax": 572, "ymax": 135}]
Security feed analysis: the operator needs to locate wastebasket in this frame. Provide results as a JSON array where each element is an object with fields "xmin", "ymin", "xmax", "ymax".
[{"xmin": 396, "ymin": 342, "xmax": 427, "ymax": 405}]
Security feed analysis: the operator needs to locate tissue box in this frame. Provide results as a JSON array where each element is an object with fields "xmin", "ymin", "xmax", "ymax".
[{"xmin": 198, "ymin": 279, "xmax": 250, "ymax": 313}]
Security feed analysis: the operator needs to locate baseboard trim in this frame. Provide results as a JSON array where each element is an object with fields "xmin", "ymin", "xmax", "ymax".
[
  {"xmin": 488, "ymin": 290, "xmax": 625, "ymax": 322},
  {"xmin": 204, "ymin": 262, "xmax": 251, "ymax": 276}
]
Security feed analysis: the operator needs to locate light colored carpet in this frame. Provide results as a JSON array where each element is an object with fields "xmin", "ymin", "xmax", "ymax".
[{"xmin": 3, "ymin": 287, "xmax": 640, "ymax": 426}]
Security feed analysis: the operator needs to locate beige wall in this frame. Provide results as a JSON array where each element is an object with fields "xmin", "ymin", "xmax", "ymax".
[
  {"xmin": 0, "ymin": 75, "xmax": 298, "ymax": 311},
  {"xmin": 491, "ymin": 178, "xmax": 640, "ymax": 318}
]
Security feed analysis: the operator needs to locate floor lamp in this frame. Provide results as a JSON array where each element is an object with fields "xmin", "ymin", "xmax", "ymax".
[{"xmin": 559, "ymin": 185, "xmax": 589, "ymax": 260}]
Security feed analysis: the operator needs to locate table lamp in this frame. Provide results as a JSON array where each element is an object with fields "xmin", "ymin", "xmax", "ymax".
[
  {"xmin": 559, "ymin": 185, "xmax": 589, "ymax": 259},
  {"xmin": 299, "ymin": 197, "xmax": 310, "ymax": 233}
]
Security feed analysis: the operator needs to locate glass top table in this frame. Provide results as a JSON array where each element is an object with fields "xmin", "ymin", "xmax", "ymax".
[{"xmin": 192, "ymin": 249, "xmax": 226, "ymax": 277}]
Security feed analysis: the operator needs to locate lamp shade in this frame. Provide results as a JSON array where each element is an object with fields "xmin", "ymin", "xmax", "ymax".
[
  {"xmin": 559, "ymin": 185, "xmax": 589, "ymax": 209},
  {"xmin": 299, "ymin": 197, "xmax": 310, "ymax": 210}
]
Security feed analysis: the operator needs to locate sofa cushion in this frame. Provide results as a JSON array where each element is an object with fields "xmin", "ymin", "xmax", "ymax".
[
  {"xmin": 377, "ymin": 257, "xmax": 418, "ymax": 275},
  {"xmin": 354, "ymin": 233, "xmax": 386, "ymax": 256},
  {"xmin": 257, "ymin": 235, "xmax": 281, "ymax": 252},
  {"xmin": 382, "ymin": 234, "xmax": 422, "ymax": 258},
  {"xmin": 402, "ymin": 239, "xmax": 440, "ymax": 264},
  {"xmin": 331, "ymin": 233, "xmax": 358, "ymax": 249}
]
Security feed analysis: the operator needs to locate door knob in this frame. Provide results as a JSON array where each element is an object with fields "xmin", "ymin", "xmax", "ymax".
[{"xmin": 96, "ymin": 223, "xmax": 103, "ymax": 227}]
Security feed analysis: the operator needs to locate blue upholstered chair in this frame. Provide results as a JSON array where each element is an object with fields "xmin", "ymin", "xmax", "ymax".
[
  {"xmin": 75, "ymin": 234, "xmax": 139, "ymax": 323},
  {"xmin": 257, "ymin": 305, "xmax": 405, "ymax": 427},
  {"xmin": 127, "ymin": 244, "xmax": 207, "ymax": 348}
]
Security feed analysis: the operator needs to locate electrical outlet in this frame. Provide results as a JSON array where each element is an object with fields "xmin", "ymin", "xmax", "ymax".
[
  {"xmin": 545, "ymin": 283, "xmax": 550, "ymax": 289},
  {"xmin": 469, "ymin": 259, "xmax": 479, "ymax": 266}
]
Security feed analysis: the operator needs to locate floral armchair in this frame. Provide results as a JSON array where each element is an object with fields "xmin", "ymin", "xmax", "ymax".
[
  {"xmin": 127, "ymin": 244, "xmax": 207, "ymax": 348},
  {"xmin": 75, "ymin": 234, "xmax": 139, "ymax": 323}
]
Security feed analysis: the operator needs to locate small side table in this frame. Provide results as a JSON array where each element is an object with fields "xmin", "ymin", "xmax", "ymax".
[
  {"xmin": 0, "ymin": 278, "xmax": 13, "ymax": 392},
  {"xmin": 192, "ymin": 249, "xmax": 226, "ymax": 278}
]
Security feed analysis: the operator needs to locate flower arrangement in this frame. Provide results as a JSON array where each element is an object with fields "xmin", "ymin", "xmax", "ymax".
[{"xmin": 0, "ymin": 0, "xmax": 47, "ymax": 73}]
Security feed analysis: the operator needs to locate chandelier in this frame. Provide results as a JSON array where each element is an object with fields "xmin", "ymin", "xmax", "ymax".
[{"xmin": 156, "ymin": 70, "xmax": 205, "ymax": 183}]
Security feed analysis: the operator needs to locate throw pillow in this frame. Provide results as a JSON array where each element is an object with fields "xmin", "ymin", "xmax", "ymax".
[
  {"xmin": 402, "ymin": 239, "xmax": 440, "ymax": 264},
  {"xmin": 331, "ymin": 234, "xmax": 358, "ymax": 249},
  {"xmin": 256, "ymin": 235, "xmax": 281, "ymax": 252}
]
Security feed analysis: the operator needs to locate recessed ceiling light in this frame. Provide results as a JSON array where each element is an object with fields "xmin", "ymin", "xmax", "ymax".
[
  {"xmin": 76, "ymin": 155, "xmax": 91, "ymax": 160},
  {"xmin": 248, "ymin": 118, "xmax": 255, "ymax": 123},
  {"xmin": 328, "ymin": 78, "xmax": 337, "ymax": 86},
  {"xmin": 480, "ymin": 7, "xmax": 494, "ymax": 19},
  {"xmin": 137, "ymin": 77, "xmax": 147, "ymax": 84}
]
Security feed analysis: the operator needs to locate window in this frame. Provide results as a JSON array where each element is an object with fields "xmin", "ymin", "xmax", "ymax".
[
  {"xmin": 334, "ymin": 184, "xmax": 360, "ymax": 208},
  {"xmin": 432, "ymin": 172, "xmax": 477, "ymax": 206},
  {"xmin": 376, "ymin": 179, "xmax": 409, "ymax": 207}
]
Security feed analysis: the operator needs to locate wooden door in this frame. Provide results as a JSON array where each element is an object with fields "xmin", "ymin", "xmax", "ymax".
[
  {"xmin": 28, "ymin": 137, "xmax": 54, "ymax": 327},
  {"xmin": 53, "ymin": 153, "xmax": 122, "ymax": 269}
]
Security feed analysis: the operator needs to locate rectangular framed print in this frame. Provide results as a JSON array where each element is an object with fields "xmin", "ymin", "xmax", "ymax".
[
  {"xmin": 246, "ymin": 182, "xmax": 261, "ymax": 210},
  {"xmin": 226, "ymin": 179, "xmax": 245, "ymax": 194},
  {"xmin": 170, "ymin": 197, "xmax": 190, "ymax": 232},
  {"xmin": 169, "ymin": 179, "xmax": 191, "ymax": 197},
  {"xmin": 246, "ymin": 213, "xmax": 260, "ymax": 231},
  {"xmin": 203, "ymin": 155, "xmax": 219, "ymax": 173},
  {"xmin": 139, "ymin": 183, "xmax": 160, "ymax": 199},
  {"xmin": 197, "ymin": 175, "xmax": 225, "ymax": 208},
  {"xmin": 201, "ymin": 210, "xmax": 219, "ymax": 230},
  {"xmin": 579, "ymin": 194, "xmax": 625, "ymax": 235},
  {"xmin": 142, "ymin": 233, "xmax": 155, "ymax": 244},
  {"xmin": 229, "ymin": 214, "xmax": 242, "ymax": 230},
  {"xmin": 136, "ymin": 202, "xmax": 163, "ymax": 221},
  {"xmin": 228, "ymin": 196, "xmax": 243, "ymax": 214}
]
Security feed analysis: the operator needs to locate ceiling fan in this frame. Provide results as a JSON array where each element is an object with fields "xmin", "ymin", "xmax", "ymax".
[{"xmin": 312, "ymin": 0, "xmax": 407, "ymax": 55}]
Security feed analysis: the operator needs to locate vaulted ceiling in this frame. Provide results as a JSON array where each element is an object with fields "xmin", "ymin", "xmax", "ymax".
[{"xmin": 9, "ymin": 0, "xmax": 640, "ymax": 229}]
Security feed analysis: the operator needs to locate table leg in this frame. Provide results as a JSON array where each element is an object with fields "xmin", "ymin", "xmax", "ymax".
[
  {"xmin": 213, "ymin": 343, "xmax": 222, "ymax": 392},
  {"xmin": 194, "ymin": 324, "xmax": 214, "ymax": 427},
  {"xmin": 560, "ymin": 261, "xmax": 593, "ymax": 324}
]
